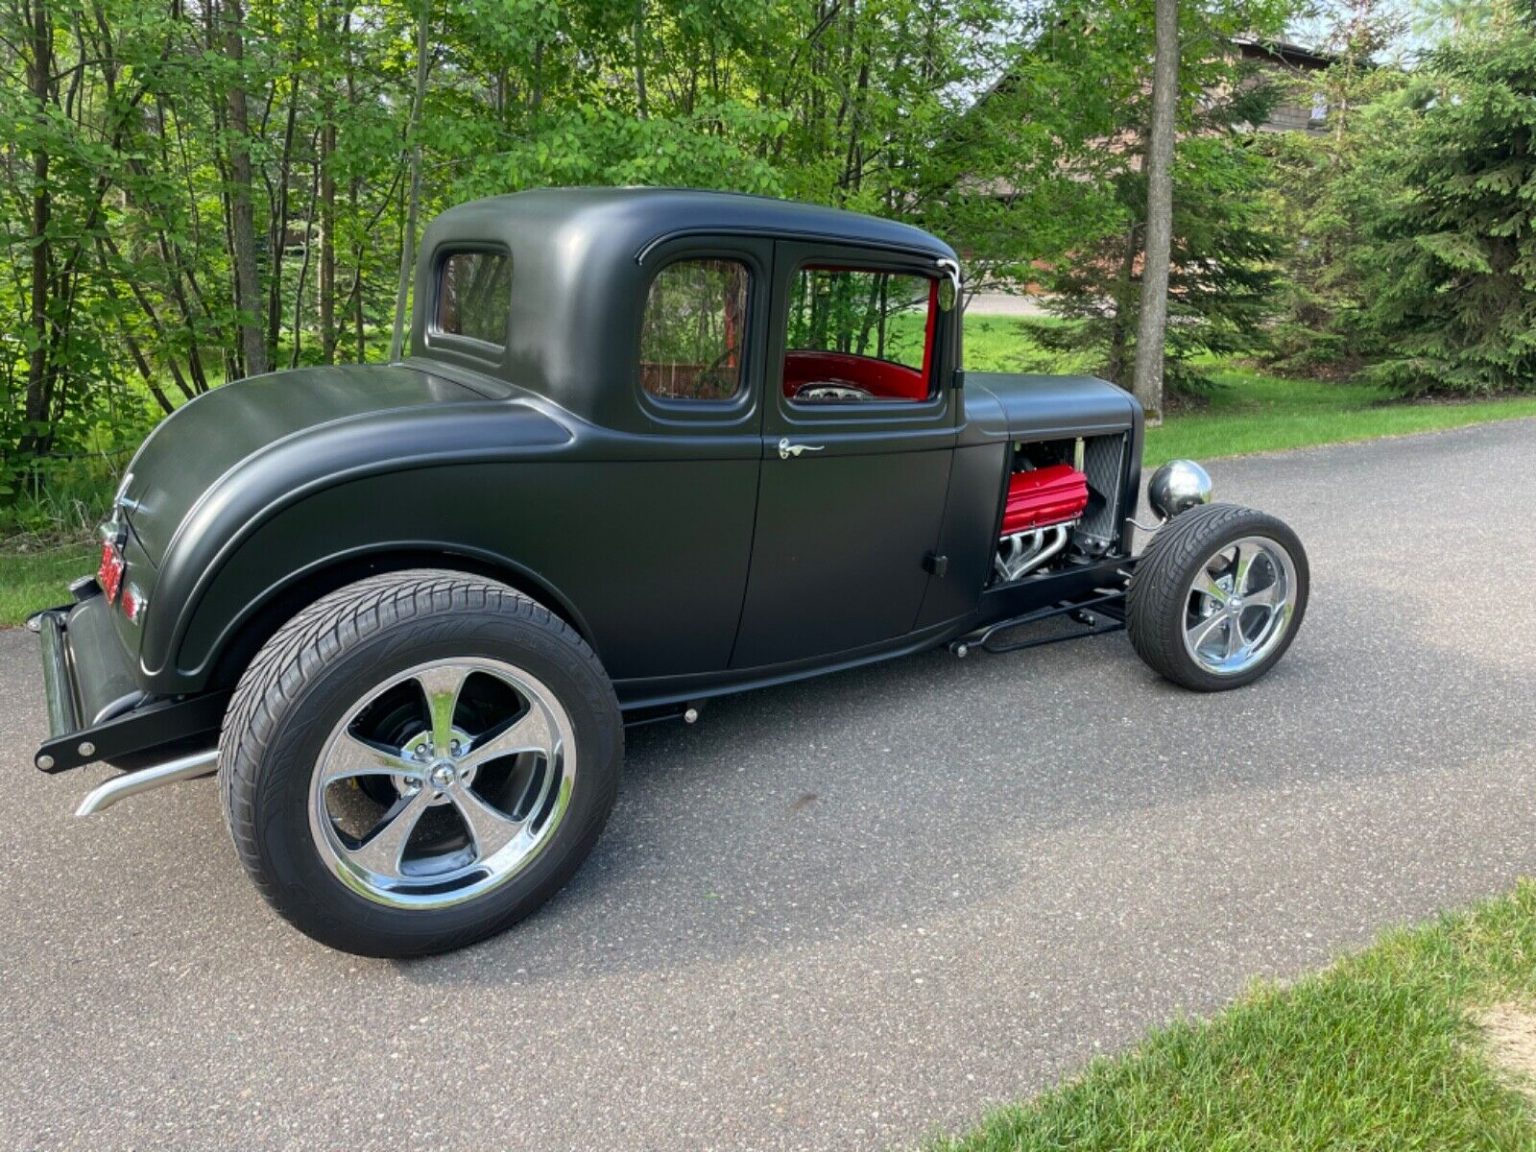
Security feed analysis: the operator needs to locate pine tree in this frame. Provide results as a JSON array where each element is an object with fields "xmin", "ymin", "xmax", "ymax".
[{"xmin": 1365, "ymin": 7, "xmax": 1536, "ymax": 394}]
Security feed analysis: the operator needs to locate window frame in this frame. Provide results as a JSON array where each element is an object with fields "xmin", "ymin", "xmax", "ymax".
[
  {"xmin": 425, "ymin": 243, "xmax": 513, "ymax": 365},
  {"xmin": 779, "ymin": 258, "xmax": 946, "ymax": 414},
  {"xmin": 634, "ymin": 244, "xmax": 764, "ymax": 428}
]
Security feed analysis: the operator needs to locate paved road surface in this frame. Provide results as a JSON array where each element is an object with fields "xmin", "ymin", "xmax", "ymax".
[{"xmin": 3, "ymin": 420, "xmax": 1535, "ymax": 1152}]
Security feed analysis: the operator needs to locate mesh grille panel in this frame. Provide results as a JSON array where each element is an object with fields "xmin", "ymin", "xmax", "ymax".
[{"xmin": 1078, "ymin": 434, "xmax": 1126, "ymax": 544}]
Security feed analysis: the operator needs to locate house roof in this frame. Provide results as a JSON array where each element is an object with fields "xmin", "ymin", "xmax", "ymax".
[{"xmin": 1232, "ymin": 37, "xmax": 1336, "ymax": 71}]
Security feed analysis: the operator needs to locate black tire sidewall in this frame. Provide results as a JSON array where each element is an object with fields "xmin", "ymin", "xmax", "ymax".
[
  {"xmin": 1128, "ymin": 505, "xmax": 1309, "ymax": 692},
  {"xmin": 231, "ymin": 580, "xmax": 621, "ymax": 957}
]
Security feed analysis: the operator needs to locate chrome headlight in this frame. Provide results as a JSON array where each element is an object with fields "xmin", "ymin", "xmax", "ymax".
[{"xmin": 1148, "ymin": 459, "xmax": 1213, "ymax": 521}]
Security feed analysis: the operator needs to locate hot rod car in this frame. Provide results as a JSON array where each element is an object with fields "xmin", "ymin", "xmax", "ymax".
[{"xmin": 29, "ymin": 189, "xmax": 1308, "ymax": 957}]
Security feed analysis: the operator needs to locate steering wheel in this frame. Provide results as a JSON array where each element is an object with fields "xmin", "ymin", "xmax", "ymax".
[
  {"xmin": 793, "ymin": 380, "xmax": 875, "ymax": 403},
  {"xmin": 692, "ymin": 348, "xmax": 740, "ymax": 397}
]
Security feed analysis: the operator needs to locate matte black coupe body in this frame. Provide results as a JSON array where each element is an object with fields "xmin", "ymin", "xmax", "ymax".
[{"xmin": 30, "ymin": 189, "xmax": 1309, "ymax": 956}]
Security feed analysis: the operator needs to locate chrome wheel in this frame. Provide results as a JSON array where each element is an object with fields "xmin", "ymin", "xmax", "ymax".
[
  {"xmin": 1182, "ymin": 535, "xmax": 1299, "ymax": 677},
  {"xmin": 308, "ymin": 657, "xmax": 576, "ymax": 909}
]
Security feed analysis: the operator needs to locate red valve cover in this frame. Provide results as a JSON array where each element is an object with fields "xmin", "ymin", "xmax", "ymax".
[{"xmin": 1001, "ymin": 464, "xmax": 1090, "ymax": 536}]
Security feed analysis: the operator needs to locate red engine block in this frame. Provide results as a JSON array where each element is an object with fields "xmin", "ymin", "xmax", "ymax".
[{"xmin": 1001, "ymin": 464, "xmax": 1090, "ymax": 536}]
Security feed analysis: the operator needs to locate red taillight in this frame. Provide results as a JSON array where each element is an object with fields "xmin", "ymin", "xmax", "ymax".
[
  {"xmin": 98, "ymin": 539, "xmax": 125, "ymax": 604},
  {"xmin": 121, "ymin": 583, "xmax": 146, "ymax": 624}
]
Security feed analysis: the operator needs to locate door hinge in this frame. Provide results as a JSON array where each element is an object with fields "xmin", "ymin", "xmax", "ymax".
[{"xmin": 924, "ymin": 552, "xmax": 949, "ymax": 577}]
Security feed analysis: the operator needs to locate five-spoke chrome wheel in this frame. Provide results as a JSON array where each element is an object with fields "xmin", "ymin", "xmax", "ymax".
[
  {"xmin": 309, "ymin": 657, "xmax": 576, "ymax": 909},
  {"xmin": 1182, "ymin": 535, "xmax": 1299, "ymax": 676},
  {"xmin": 1127, "ymin": 504, "xmax": 1309, "ymax": 692}
]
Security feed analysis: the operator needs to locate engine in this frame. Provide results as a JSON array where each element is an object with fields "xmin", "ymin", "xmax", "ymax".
[
  {"xmin": 996, "ymin": 465, "xmax": 1089, "ymax": 582},
  {"xmin": 993, "ymin": 434, "xmax": 1126, "ymax": 584}
]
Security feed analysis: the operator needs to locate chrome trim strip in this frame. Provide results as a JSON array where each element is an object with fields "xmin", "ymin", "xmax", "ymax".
[{"xmin": 74, "ymin": 749, "xmax": 219, "ymax": 817}]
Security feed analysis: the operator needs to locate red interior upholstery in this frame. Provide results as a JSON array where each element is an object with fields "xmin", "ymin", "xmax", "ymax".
[
  {"xmin": 783, "ymin": 351, "xmax": 929, "ymax": 401},
  {"xmin": 1002, "ymin": 465, "xmax": 1090, "ymax": 536}
]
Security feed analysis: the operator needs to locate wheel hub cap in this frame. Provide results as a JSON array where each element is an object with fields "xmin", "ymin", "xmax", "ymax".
[
  {"xmin": 1181, "ymin": 535, "xmax": 1299, "ymax": 677},
  {"xmin": 307, "ymin": 657, "xmax": 578, "ymax": 910}
]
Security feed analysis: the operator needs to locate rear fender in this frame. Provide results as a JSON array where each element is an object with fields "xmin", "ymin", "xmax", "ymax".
[{"xmin": 181, "ymin": 541, "xmax": 592, "ymax": 697}]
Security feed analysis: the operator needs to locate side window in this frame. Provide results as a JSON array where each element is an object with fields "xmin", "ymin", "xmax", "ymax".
[
  {"xmin": 435, "ymin": 250, "xmax": 511, "ymax": 346},
  {"xmin": 784, "ymin": 266, "xmax": 938, "ymax": 404},
  {"xmin": 640, "ymin": 259, "xmax": 750, "ymax": 402}
]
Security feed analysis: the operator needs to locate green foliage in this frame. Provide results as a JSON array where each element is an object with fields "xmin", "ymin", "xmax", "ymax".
[
  {"xmin": 989, "ymin": 0, "xmax": 1294, "ymax": 391},
  {"xmin": 1360, "ymin": 18, "xmax": 1536, "ymax": 394},
  {"xmin": 1253, "ymin": 3, "xmax": 1409, "ymax": 376},
  {"xmin": 3, "ymin": 0, "xmax": 1364, "ymax": 490},
  {"xmin": 1260, "ymin": 3, "xmax": 1536, "ymax": 394},
  {"xmin": 1042, "ymin": 129, "xmax": 1286, "ymax": 392}
]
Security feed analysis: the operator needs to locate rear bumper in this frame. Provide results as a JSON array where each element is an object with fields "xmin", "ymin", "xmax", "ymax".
[{"xmin": 29, "ymin": 592, "xmax": 227, "ymax": 775}]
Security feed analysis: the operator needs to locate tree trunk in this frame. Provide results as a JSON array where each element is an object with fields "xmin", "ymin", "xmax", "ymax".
[
  {"xmin": 1107, "ymin": 223, "xmax": 1139, "ymax": 384},
  {"xmin": 223, "ymin": 0, "xmax": 267, "ymax": 378},
  {"xmin": 265, "ymin": 76, "xmax": 302, "ymax": 365},
  {"xmin": 21, "ymin": 0, "xmax": 55, "ymax": 456},
  {"xmin": 634, "ymin": 0, "xmax": 647, "ymax": 118},
  {"xmin": 320, "ymin": 108, "xmax": 336, "ymax": 362},
  {"xmin": 390, "ymin": 0, "xmax": 431, "ymax": 363},
  {"xmin": 1131, "ymin": 0, "xmax": 1179, "ymax": 423}
]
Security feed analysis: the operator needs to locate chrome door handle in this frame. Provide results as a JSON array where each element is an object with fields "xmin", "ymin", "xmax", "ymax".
[{"xmin": 778, "ymin": 438, "xmax": 825, "ymax": 460}]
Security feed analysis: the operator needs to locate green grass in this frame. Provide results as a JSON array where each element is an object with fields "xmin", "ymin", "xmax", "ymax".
[
  {"xmin": 933, "ymin": 881, "xmax": 1536, "ymax": 1151},
  {"xmin": 1144, "ymin": 364, "xmax": 1536, "ymax": 469},
  {"xmin": 963, "ymin": 315, "xmax": 1100, "ymax": 378},
  {"xmin": 956, "ymin": 316, "xmax": 1536, "ymax": 469},
  {"xmin": 0, "ymin": 541, "xmax": 97, "ymax": 626}
]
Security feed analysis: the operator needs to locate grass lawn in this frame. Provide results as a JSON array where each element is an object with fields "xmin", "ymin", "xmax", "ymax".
[
  {"xmin": 934, "ymin": 881, "xmax": 1536, "ymax": 1150},
  {"xmin": 1144, "ymin": 365, "xmax": 1536, "ymax": 469},
  {"xmin": 0, "ymin": 542, "xmax": 97, "ymax": 627}
]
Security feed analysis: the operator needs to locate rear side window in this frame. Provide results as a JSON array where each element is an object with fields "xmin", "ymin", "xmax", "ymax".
[
  {"xmin": 435, "ymin": 250, "xmax": 511, "ymax": 347},
  {"xmin": 640, "ymin": 259, "xmax": 750, "ymax": 402}
]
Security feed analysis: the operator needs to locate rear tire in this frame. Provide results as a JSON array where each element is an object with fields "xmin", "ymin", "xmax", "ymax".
[
  {"xmin": 219, "ymin": 569, "xmax": 622, "ymax": 957},
  {"xmin": 1127, "ymin": 504, "xmax": 1308, "ymax": 692}
]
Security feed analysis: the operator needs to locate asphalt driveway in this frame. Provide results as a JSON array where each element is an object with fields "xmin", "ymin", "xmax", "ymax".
[{"xmin": 3, "ymin": 419, "xmax": 1535, "ymax": 1152}]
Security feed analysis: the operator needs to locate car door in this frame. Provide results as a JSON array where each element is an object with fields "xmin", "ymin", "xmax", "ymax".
[{"xmin": 730, "ymin": 242, "xmax": 959, "ymax": 669}]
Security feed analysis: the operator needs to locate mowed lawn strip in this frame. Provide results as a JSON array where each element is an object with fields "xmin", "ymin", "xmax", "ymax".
[
  {"xmin": 932, "ymin": 881, "xmax": 1536, "ymax": 1151},
  {"xmin": 1144, "ymin": 367, "xmax": 1536, "ymax": 469},
  {"xmin": 0, "ymin": 543, "xmax": 97, "ymax": 628},
  {"xmin": 961, "ymin": 315, "xmax": 1536, "ymax": 469}
]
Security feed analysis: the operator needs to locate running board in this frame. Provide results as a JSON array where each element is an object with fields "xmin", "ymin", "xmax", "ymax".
[{"xmin": 951, "ymin": 591, "xmax": 1128, "ymax": 657}]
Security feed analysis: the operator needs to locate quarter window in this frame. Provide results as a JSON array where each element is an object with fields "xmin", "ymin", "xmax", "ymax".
[
  {"xmin": 640, "ymin": 259, "xmax": 750, "ymax": 402},
  {"xmin": 783, "ymin": 266, "xmax": 938, "ymax": 404},
  {"xmin": 435, "ymin": 250, "xmax": 511, "ymax": 346}
]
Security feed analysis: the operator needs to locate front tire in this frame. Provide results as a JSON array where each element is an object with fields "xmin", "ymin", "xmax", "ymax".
[
  {"xmin": 1127, "ymin": 504, "xmax": 1309, "ymax": 692},
  {"xmin": 219, "ymin": 570, "xmax": 622, "ymax": 957}
]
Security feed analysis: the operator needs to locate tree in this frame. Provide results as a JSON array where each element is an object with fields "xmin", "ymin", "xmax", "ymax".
[
  {"xmin": 1133, "ymin": 0, "xmax": 1181, "ymax": 421},
  {"xmin": 1258, "ymin": 2, "xmax": 1410, "ymax": 374},
  {"xmin": 220, "ymin": 0, "xmax": 268, "ymax": 378},
  {"xmin": 1362, "ymin": 8, "xmax": 1536, "ymax": 394},
  {"xmin": 390, "ymin": 0, "xmax": 431, "ymax": 363},
  {"xmin": 1032, "ymin": 0, "xmax": 1291, "ymax": 391}
]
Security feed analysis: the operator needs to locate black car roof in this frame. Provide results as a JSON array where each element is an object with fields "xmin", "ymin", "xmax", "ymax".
[
  {"xmin": 410, "ymin": 187, "xmax": 958, "ymax": 431},
  {"xmin": 426, "ymin": 187, "xmax": 955, "ymax": 265}
]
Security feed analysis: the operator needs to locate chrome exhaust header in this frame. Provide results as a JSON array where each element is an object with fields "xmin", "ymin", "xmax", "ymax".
[{"xmin": 75, "ymin": 749, "xmax": 219, "ymax": 817}]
